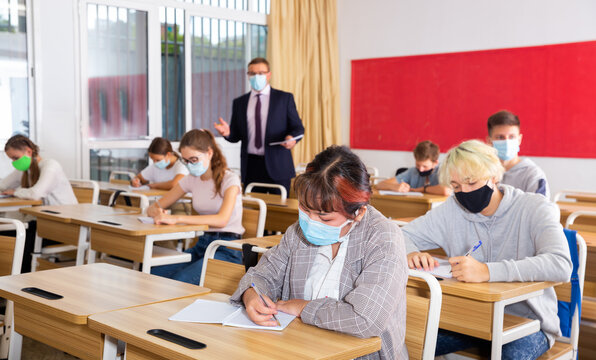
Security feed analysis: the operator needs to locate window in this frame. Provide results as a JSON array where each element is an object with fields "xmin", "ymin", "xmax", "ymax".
[
  {"xmin": 90, "ymin": 148, "xmax": 148, "ymax": 182},
  {"xmin": 0, "ymin": 0, "xmax": 30, "ymax": 140},
  {"xmin": 161, "ymin": 7, "xmax": 185, "ymax": 141}
]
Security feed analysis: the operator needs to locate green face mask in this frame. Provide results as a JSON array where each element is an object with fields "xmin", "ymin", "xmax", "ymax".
[{"xmin": 12, "ymin": 155, "xmax": 32, "ymax": 172}]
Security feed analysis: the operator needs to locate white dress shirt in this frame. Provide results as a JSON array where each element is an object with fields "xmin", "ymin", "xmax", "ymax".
[
  {"xmin": 303, "ymin": 236, "xmax": 350, "ymax": 301},
  {"xmin": 246, "ymin": 84, "xmax": 271, "ymax": 156}
]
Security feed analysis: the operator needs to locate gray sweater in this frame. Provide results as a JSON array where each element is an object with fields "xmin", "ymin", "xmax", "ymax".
[
  {"xmin": 502, "ymin": 158, "xmax": 550, "ymax": 199},
  {"xmin": 402, "ymin": 184, "xmax": 571, "ymax": 346}
]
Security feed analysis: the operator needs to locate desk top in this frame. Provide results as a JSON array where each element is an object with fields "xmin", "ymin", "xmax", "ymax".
[
  {"xmin": 88, "ymin": 294, "xmax": 381, "ymax": 360},
  {"xmin": 408, "ymin": 276, "xmax": 559, "ymax": 302},
  {"xmin": 565, "ymin": 192, "xmax": 596, "ymax": 203},
  {"xmin": 230, "ymin": 234, "xmax": 283, "ymax": 248},
  {"xmin": 371, "ymin": 191, "xmax": 448, "ymax": 204},
  {"xmin": 74, "ymin": 214, "xmax": 208, "ymax": 236},
  {"xmin": 0, "ymin": 197, "xmax": 43, "ymax": 208},
  {"xmin": 578, "ymin": 231, "xmax": 596, "ymax": 251},
  {"xmin": 0, "ymin": 263, "xmax": 209, "ymax": 325},
  {"xmin": 20, "ymin": 204, "xmax": 140, "ymax": 223},
  {"xmin": 244, "ymin": 193, "xmax": 299, "ymax": 211},
  {"xmin": 97, "ymin": 181, "xmax": 168, "ymax": 197},
  {"xmin": 557, "ymin": 201, "xmax": 596, "ymax": 216}
]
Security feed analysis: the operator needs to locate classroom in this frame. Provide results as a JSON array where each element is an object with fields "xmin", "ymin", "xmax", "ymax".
[{"xmin": 0, "ymin": 0, "xmax": 595, "ymax": 359}]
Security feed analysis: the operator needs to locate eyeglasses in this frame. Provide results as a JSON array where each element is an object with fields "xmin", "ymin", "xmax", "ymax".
[
  {"xmin": 247, "ymin": 71, "xmax": 269, "ymax": 76},
  {"xmin": 180, "ymin": 153, "xmax": 207, "ymax": 165}
]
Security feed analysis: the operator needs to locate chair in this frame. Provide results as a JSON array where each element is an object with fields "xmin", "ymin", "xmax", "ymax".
[
  {"xmin": 199, "ymin": 240, "xmax": 268, "ymax": 295},
  {"xmin": 553, "ymin": 190, "xmax": 596, "ymax": 203},
  {"xmin": 242, "ymin": 196, "xmax": 267, "ymax": 239},
  {"xmin": 107, "ymin": 191, "xmax": 149, "ymax": 211},
  {"xmin": 371, "ymin": 176, "xmax": 389, "ymax": 186},
  {"xmin": 406, "ymin": 269, "xmax": 442, "ymax": 360},
  {"xmin": 295, "ymin": 162, "xmax": 308, "ymax": 175},
  {"xmin": 537, "ymin": 230, "xmax": 586, "ymax": 359},
  {"xmin": 69, "ymin": 179, "xmax": 100, "ymax": 204},
  {"xmin": 108, "ymin": 170, "xmax": 135, "ymax": 185},
  {"xmin": 366, "ymin": 166, "xmax": 379, "ymax": 177},
  {"xmin": 565, "ymin": 210, "xmax": 596, "ymax": 232},
  {"xmin": 0, "ymin": 219, "xmax": 26, "ymax": 359},
  {"xmin": 245, "ymin": 182, "xmax": 287, "ymax": 201}
]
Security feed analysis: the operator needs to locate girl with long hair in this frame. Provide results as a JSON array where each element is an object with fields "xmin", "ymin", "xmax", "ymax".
[{"xmin": 131, "ymin": 137, "xmax": 188, "ymax": 190}]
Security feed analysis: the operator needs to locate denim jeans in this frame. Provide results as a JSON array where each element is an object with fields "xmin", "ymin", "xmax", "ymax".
[
  {"xmin": 151, "ymin": 232, "xmax": 242, "ymax": 285},
  {"xmin": 435, "ymin": 329, "xmax": 549, "ymax": 360}
]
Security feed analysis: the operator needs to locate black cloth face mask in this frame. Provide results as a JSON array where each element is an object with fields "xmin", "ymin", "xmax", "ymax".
[
  {"xmin": 418, "ymin": 168, "xmax": 433, "ymax": 177},
  {"xmin": 454, "ymin": 182, "xmax": 494, "ymax": 213}
]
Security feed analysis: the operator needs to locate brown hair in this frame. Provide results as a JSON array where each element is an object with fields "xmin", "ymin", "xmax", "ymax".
[
  {"xmin": 487, "ymin": 110, "xmax": 520, "ymax": 136},
  {"xmin": 179, "ymin": 129, "xmax": 228, "ymax": 196},
  {"xmin": 4, "ymin": 135, "xmax": 40, "ymax": 188},
  {"xmin": 148, "ymin": 137, "xmax": 179, "ymax": 160},
  {"xmin": 294, "ymin": 145, "xmax": 371, "ymax": 218},
  {"xmin": 248, "ymin": 57, "xmax": 270, "ymax": 71},
  {"xmin": 413, "ymin": 140, "xmax": 440, "ymax": 162}
]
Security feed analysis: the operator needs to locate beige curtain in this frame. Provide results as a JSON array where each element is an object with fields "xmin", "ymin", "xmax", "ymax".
[{"xmin": 267, "ymin": 0, "xmax": 340, "ymax": 166}]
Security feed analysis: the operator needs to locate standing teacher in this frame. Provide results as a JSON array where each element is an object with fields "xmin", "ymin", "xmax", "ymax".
[{"xmin": 214, "ymin": 57, "xmax": 304, "ymax": 194}]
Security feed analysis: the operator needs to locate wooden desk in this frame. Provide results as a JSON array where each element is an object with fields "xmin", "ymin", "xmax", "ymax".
[
  {"xmin": 20, "ymin": 204, "xmax": 140, "ymax": 269},
  {"xmin": 97, "ymin": 181, "xmax": 168, "ymax": 205},
  {"xmin": 370, "ymin": 191, "xmax": 448, "ymax": 219},
  {"xmin": 407, "ymin": 277, "xmax": 558, "ymax": 359},
  {"xmin": 77, "ymin": 214, "xmax": 208, "ymax": 273},
  {"xmin": 0, "ymin": 197, "xmax": 42, "ymax": 212},
  {"xmin": 230, "ymin": 234, "xmax": 283, "ymax": 248},
  {"xmin": 0, "ymin": 263, "xmax": 209, "ymax": 360},
  {"xmin": 577, "ymin": 231, "xmax": 596, "ymax": 296},
  {"xmin": 88, "ymin": 294, "xmax": 382, "ymax": 360},
  {"xmin": 244, "ymin": 193, "xmax": 299, "ymax": 233},
  {"xmin": 565, "ymin": 192, "xmax": 596, "ymax": 203},
  {"xmin": 558, "ymin": 201, "xmax": 596, "ymax": 231}
]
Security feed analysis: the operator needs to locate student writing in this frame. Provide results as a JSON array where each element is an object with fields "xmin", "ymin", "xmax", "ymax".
[
  {"xmin": 402, "ymin": 140, "xmax": 571, "ymax": 359},
  {"xmin": 230, "ymin": 145, "xmax": 409, "ymax": 359},
  {"xmin": 131, "ymin": 137, "xmax": 188, "ymax": 190},
  {"xmin": 376, "ymin": 140, "xmax": 451, "ymax": 196},
  {"xmin": 148, "ymin": 129, "xmax": 244, "ymax": 285}
]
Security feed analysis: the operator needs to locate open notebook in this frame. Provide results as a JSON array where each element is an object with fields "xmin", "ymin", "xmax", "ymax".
[
  {"xmin": 424, "ymin": 257, "xmax": 452, "ymax": 279},
  {"xmin": 169, "ymin": 299, "xmax": 296, "ymax": 331}
]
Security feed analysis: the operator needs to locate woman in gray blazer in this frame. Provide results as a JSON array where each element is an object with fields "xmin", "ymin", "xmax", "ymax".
[{"xmin": 231, "ymin": 145, "xmax": 409, "ymax": 360}]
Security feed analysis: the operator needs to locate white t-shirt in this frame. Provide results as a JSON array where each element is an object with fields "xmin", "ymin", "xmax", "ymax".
[
  {"xmin": 0, "ymin": 158, "xmax": 78, "ymax": 206},
  {"xmin": 178, "ymin": 170, "xmax": 244, "ymax": 235},
  {"xmin": 140, "ymin": 159, "xmax": 188, "ymax": 184}
]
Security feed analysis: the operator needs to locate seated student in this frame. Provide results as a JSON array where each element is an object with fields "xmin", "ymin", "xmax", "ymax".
[
  {"xmin": 230, "ymin": 145, "xmax": 409, "ymax": 359},
  {"xmin": 402, "ymin": 140, "xmax": 571, "ymax": 359},
  {"xmin": 377, "ymin": 140, "xmax": 451, "ymax": 196},
  {"xmin": 486, "ymin": 110, "xmax": 550, "ymax": 198},
  {"xmin": 131, "ymin": 137, "xmax": 188, "ymax": 190},
  {"xmin": 0, "ymin": 135, "xmax": 78, "ymax": 272},
  {"xmin": 148, "ymin": 129, "xmax": 244, "ymax": 285}
]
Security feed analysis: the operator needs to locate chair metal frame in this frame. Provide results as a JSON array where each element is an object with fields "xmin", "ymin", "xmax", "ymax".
[{"xmin": 245, "ymin": 182, "xmax": 287, "ymax": 201}]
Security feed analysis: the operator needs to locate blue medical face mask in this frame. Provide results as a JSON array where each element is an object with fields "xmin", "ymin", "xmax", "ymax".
[
  {"xmin": 187, "ymin": 160, "xmax": 209, "ymax": 177},
  {"xmin": 154, "ymin": 158, "xmax": 170, "ymax": 170},
  {"xmin": 492, "ymin": 139, "xmax": 519, "ymax": 161},
  {"xmin": 249, "ymin": 74, "xmax": 267, "ymax": 91},
  {"xmin": 298, "ymin": 209, "xmax": 356, "ymax": 246}
]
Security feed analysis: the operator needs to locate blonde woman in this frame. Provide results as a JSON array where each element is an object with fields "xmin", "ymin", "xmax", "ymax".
[{"xmin": 402, "ymin": 140, "xmax": 571, "ymax": 359}]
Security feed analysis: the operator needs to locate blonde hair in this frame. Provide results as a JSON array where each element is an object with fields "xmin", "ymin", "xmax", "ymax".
[{"xmin": 439, "ymin": 140, "xmax": 504, "ymax": 186}]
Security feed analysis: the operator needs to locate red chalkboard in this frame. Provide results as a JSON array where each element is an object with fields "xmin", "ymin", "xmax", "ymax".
[{"xmin": 350, "ymin": 41, "xmax": 596, "ymax": 158}]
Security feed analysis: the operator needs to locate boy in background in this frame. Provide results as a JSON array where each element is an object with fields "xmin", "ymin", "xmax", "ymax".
[
  {"xmin": 486, "ymin": 110, "xmax": 550, "ymax": 199},
  {"xmin": 377, "ymin": 140, "xmax": 451, "ymax": 196}
]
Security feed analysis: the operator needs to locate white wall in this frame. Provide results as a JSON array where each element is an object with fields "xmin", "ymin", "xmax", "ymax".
[{"xmin": 338, "ymin": 0, "xmax": 596, "ymax": 195}]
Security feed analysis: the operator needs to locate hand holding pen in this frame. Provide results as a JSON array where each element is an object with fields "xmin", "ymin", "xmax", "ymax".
[
  {"xmin": 242, "ymin": 283, "xmax": 281, "ymax": 327},
  {"xmin": 449, "ymin": 240, "xmax": 489, "ymax": 282}
]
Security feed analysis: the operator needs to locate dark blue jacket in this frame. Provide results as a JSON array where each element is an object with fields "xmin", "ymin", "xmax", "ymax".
[{"xmin": 226, "ymin": 88, "xmax": 304, "ymax": 183}]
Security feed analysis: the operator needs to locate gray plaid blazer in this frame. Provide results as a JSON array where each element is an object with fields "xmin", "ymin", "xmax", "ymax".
[{"xmin": 230, "ymin": 205, "xmax": 409, "ymax": 359}]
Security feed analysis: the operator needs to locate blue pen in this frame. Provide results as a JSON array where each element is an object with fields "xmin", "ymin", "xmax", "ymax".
[{"xmin": 464, "ymin": 240, "xmax": 482, "ymax": 257}]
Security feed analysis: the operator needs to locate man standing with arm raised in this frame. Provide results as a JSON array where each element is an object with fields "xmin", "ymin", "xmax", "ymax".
[{"xmin": 214, "ymin": 57, "xmax": 304, "ymax": 195}]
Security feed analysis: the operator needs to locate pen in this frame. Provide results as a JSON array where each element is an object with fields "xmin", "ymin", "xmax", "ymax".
[
  {"xmin": 449, "ymin": 240, "xmax": 482, "ymax": 273},
  {"xmin": 251, "ymin": 283, "xmax": 281, "ymax": 326}
]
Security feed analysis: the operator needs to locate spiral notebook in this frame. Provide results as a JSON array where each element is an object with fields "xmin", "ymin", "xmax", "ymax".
[{"xmin": 169, "ymin": 299, "xmax": 296, "ymax": 331}]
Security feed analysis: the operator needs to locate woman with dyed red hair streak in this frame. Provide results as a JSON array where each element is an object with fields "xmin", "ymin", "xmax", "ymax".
[{"xmin": 231, "ymin": 145, "xmax": 408, "ymax": 359}]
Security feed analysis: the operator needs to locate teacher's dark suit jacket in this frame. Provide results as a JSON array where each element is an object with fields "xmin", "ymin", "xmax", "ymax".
[{"xmin": 225, "ymin": 88, "xmax": 304, "ymax": 183}]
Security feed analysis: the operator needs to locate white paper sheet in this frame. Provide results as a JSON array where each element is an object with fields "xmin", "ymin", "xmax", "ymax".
[
  {"xmin": 169, "ymin": 299, "xmax": 296, "ymax": 331},
  {"xmin": 269, "ymin": 134, "xmax": 304, "ymax": 146},
  {"xmin": 129, "ymin": 185, "xmax": 150, "ymax": 190},
  {"xmin": 425, "ymin": 257, "xmax": 452, "ymax": 279},
  {"xmin": 378, "ymin": 190, "xmax": 424, "ymax": 197},
  {"xmin": 137, "ymin": 216, "xmax": 155, "ymax": 224}
]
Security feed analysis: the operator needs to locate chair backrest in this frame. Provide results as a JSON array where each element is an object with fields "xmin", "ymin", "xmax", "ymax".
[
  {"xmin": 69, "ymin": 179, "xmax": 99, "ymax": 204},
  {"xmin": 108, "ymin": 171, "xmax": 135, "ymax": 185},
  {"xmin": 245, "ymin": 182, "xmax": 287, "ymax": 201},
  {"xmin": 565, "ymin": 210, "xmax": 596, "ymax": 232},
  {"xmin": 199, "ymin": 240, "xmax": 268, "ymax": 294},
  {"xmin": 365, "ymin": 166, "xmax": 379, "ymax": 177},
  {"xmin": 242, "ymin": 196, "xmax": 267, "ymax": 238},
  {"xmin": 0, "ymin": 219, "xmax": 26, "ymax": 276},
  {"xmin": 554, "ymin": 231, "xmax": 586, "ymax": 358},
  {"xmin": 395, "ymin": 167, "xmax": 408, "ymax": 177},
  {"xmin": 406, "ymin": 269, "xmax": 442, "ymax": 360},
  {"xmin": 108, "ymin": 191, "xmax": 149, "ymax": 211},
  {"xmin": 553, "ymin": 189, "xmax": 596, "ymax": 203}
]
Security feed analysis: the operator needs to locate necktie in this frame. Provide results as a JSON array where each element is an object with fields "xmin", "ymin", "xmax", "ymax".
[{"xmin": 255, "ymin": 94, "xmax": 262, "ymax": 149}]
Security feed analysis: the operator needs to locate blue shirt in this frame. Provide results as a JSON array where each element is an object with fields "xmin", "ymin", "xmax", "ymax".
[{"xmin": 395, "ymin": 166, "xmax": 440, "ymax": 188}]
